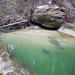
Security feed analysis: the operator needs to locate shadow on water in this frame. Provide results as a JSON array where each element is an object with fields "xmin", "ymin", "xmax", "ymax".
[
  {"xmin": 42, "ymin": 49, "xmax": 50, "ymax": 56},
  {"xmin": 67, "ymin": 63, "xmax": 75, "ymax": 75},
  {"xmin": 47, "ymin": 36, "xmax": 64, "ymax": 50},
  {"xmin": 57, "ymin": 46, "xmax": 65, "ymax": 50}
]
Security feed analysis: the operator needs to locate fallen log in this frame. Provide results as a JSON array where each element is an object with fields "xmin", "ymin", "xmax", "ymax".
[{"xmin": 0, "ymin": 19, "xmax": 28, "ymax": 29}]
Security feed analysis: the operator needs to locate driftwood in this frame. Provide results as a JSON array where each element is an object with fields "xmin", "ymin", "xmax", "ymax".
[{"xmin": 0, "ymin": 19, "xmax": 28, "ymax": 29}]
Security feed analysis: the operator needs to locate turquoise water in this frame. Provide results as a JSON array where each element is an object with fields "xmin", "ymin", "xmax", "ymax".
[{"xmin": 0, "ymin": 30, "xmax": 75, "ymax": 75}]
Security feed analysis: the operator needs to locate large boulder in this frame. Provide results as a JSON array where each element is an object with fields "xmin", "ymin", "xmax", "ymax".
[
  {"xmin": 32, "ymin": 4, "xmax": 66, "ymax": 29},
  {"xmin": 32, "ymin": 14, "xmax": 64, "ymax": 29},
  {"xmin": 52, "ymin": 0, "xmax": 75, "ymax": 23}
]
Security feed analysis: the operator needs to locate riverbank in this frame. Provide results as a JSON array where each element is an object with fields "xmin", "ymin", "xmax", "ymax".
[
  {"xmin": 58, "ymin": 23, "xmax": 75, "ymax": 37},
  {"xmin": 0, "ymin": 44, "xmax": 37, "ymax": 75}
]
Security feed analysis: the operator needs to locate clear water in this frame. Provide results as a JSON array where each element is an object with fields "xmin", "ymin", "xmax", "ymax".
[{"xmin": 0, "ymin": 30, "xmax": 75, "ymax": 75}]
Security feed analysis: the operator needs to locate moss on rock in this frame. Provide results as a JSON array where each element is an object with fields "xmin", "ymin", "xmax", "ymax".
[{"xmin": 32, "ymin": 14, "xmax": 63, "ymax": 29}]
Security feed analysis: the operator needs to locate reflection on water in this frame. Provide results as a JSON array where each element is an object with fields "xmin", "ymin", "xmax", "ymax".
[
  {"xmin": 52, "ymin": 59, "xmax": 55, "ymax": 75},
  {"xmin": 6, "ymin": 44, "xmax": 15, "ymax": 51}
]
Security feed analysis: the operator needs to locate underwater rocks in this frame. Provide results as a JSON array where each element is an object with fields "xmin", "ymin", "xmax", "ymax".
[
  {"xmin": 48, "ymin": 36, "xmax": 64, "ymax": 50},
  {"xmin": 42, "ymin": 49, "xmax": 50, "ymax": 56}
]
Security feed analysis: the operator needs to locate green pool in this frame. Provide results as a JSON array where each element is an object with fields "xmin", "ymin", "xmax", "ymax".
[{"xmin": 0, "ymin": 30, "xmax": 75, "ymax": 75}]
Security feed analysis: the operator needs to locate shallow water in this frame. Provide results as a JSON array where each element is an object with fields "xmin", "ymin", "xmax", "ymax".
[{"xmin": 0, "ymin": 30, "xmax": 75, "ymax": 75}]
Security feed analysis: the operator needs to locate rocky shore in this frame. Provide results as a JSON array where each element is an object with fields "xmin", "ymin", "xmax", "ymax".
[
  {"xmin": 58, "ymin": 23, "xmax": 75, "ymax": 37},
  {"xmin": 0, "ymin": 45, "xmax": 37, "ymax": 75}
]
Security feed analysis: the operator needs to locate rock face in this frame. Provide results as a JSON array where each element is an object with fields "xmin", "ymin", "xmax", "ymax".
[
  {"xmin": 52, "ymin": 0, "xmax": 75, "ymax": 23},
  {"xmin": 32, "ymin": 4, "xmax": 66, "ymax": 29},
  {"xmin": 32, "ymin": 15, "xmax": 63, "ymax": 29}
]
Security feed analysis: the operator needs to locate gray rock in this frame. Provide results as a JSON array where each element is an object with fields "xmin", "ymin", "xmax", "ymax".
[{"xmin": 32, "ymin": 4, "xmax": 66, "ymax": 29}]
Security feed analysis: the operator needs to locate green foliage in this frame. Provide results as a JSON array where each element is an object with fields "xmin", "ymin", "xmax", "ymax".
[{"xmin": 0, "ymin": 73, "xmax": 3, "ymax": 75}]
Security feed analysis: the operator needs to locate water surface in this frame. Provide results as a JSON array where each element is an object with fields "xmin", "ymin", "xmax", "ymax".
[{"xmin": 0, "ymin": 30, "xmax": 75, "ymax": 75}]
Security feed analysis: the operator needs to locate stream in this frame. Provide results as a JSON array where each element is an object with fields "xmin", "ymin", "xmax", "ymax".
[{"xmin": 0, "ymin": 29, "xmax": 75, "ymax": 75}]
